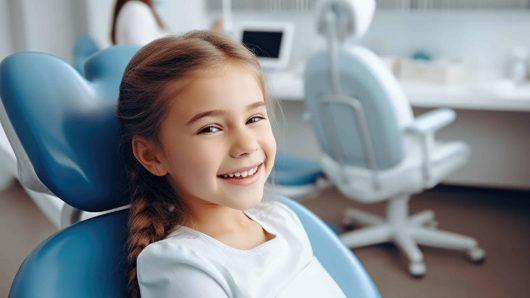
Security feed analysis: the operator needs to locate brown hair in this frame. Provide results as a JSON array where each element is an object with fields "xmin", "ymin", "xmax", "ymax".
[
  {"xmin": 110, "ymin": 0, "xmax": 165, "ymax": 45},
  {"xmin": 117, "ymin": 31, "xmax": 273, "ymax": 298}
]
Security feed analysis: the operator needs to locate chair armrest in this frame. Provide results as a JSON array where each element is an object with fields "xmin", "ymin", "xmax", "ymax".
[
  {"xmin": 405, "ymin": 108, "xmax": 456, "ymax": 188},
  {"xmin": 406, "ymin": 108, "xmax": 456, "ymax": 135}
]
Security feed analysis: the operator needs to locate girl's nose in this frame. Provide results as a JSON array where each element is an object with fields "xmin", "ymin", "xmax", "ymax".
[{"xmin": 229, "ymin": 128, "xmax": 259, "ymax": 158}]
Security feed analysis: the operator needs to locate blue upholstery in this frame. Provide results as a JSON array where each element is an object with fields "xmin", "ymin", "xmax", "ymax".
[
  {"xmin": 9, "ymin": 210, "xmax": 129, "ymax": 298},
  {"xmin": 73, "ymin": 35, "xmax": 100, "ymax": 76},
  {"xmin": 0, "ymin": 45, "xmax": 139, "ymax": 212},
  {"xmin": 1, "ymin": 47, "xmax": 380, "ymax": 297},
  {"xmin": 283, "ymin": 198, "xmax": 380, "ymax": 298}
]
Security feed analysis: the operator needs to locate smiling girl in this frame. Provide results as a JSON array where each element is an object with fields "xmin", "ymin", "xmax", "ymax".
[{"xmin": 117, "ymin": 31, "xmax": 344, "ymax": 298}]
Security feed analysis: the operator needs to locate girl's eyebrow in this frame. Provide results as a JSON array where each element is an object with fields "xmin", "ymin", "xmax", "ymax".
[{"xmin": 186, "ymin": 101, "xmax": 265, "ymax": 125}]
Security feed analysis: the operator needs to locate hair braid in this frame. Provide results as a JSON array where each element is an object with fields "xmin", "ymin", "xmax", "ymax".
[{"xmin": 125, "ymin": 161, "xmax": 182, "ymax": 298}]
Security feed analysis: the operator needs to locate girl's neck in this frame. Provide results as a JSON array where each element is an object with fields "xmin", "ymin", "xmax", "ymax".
[{"xmin": 182, "ymin": 203, "xmax": 274, "ymax": 250}]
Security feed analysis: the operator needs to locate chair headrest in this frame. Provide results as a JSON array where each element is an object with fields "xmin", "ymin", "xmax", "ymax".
[
  {"xmin": 0, "ymin": 45, "xmax": 140, "ymax": 212},
  {"xmin": 316, "ymin": 0, "xmax": 376, "ymax": 42}
]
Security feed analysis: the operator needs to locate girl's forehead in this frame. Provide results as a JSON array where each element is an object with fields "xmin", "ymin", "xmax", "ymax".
[
  {"xmin": 163, "ymin": 62, "xmax": 261, "ymax": 99},
  {"xmin": 192, "ymin": 62, "xmax": 259, "ymax": 82},
  {"xmin": 163, "ymin": 64, "xmax": 265, "ymax": 116}
]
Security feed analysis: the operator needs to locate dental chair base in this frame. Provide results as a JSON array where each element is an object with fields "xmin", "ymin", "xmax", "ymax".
[
  {"xmin": 321, "ymin": 135, "xmax": 486, "ymax": 277},
  {"xmin": 341, "ymin": 194, "xmax": 485, "ymax": 277}
]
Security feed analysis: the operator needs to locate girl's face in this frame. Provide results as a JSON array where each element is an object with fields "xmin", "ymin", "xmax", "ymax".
[{"xmin": 141, "ymin": 64, "xmax": 276, "ymax": 211}]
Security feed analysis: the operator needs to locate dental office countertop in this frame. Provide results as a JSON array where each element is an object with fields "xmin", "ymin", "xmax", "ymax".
[{"xmin": 267, "ymin": 71, "xmax": 530, "ymax": 112}]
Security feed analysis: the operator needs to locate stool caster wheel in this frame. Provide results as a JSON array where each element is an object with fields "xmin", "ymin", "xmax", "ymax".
[
  {"xmin": 409, "ymin": 261, "xmax": 426, "ymax": 277},
  {"xmin": 467, "ymin": 247, "xmax": 485, "ymax": 264},
  {"xmin": 425, "ymin": 220, "xmax": 438, "ymax": 229}
]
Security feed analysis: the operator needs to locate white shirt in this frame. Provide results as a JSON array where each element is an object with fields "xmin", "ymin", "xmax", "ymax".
[
  {"xmin": 115, "ymin": 1, "xmax": 169, "ymax": 45},
  {"xmin": 137, "ymin": 200, "xmax": 345, "ymax": 298}
]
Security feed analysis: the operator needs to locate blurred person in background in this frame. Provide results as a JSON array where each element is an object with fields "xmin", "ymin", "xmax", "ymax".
[
  {"xmin": 111, "ymin": 0, "xmax": 168, "ymax": 45},
  {"xmin": 111, "ymin": 0, "xmax": 226, "ymax": 45}
]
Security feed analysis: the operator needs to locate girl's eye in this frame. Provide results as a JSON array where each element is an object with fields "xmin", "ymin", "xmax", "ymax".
[
  {"xmin": 198, "ymin": 125, "xmax": 221, "ymax": 134},
  {"xmin": 247, "ymin": 115, "xmax": 265, "ymax": 124}
]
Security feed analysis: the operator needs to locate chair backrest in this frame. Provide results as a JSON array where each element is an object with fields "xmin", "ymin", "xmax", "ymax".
[
  {"xmin": 0, "ymin": 45, "xmax": 139, "ymax": 212},
  {"xmin": 305, "ymin": 0, "xmax": 413, "ymax": 170},
  {"xmin": 1, "ymin": 46, "xmax": 138, "ymax": 298},
  {"xmin": 305, "ymin": 46, "xmax": 413, "ymax": 169},
  {"xmin": 2, "ymin": 46, "xmax": 379, "ymax": 298}
]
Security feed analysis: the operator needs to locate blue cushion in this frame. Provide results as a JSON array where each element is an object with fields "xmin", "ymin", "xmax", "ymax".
[
  {"xmin": 0, "ymin": 45, "xmax": 140, "ymax": 212},
  {"xmin": 9, "ymin": 210, "xmax": 129, "ymax": 298},
  {"xmin": 282, "ymin": 197, "xmax": 381, "ymax": 298}
]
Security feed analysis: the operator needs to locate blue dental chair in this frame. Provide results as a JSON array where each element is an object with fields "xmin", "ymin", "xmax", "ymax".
[
  {"xmin": 1, "ymin": 46, "xmax": 380, "ymax": 297},
  {"xmin": 305, "ymin": 0, "xmax": 485, "ymax": 276}
]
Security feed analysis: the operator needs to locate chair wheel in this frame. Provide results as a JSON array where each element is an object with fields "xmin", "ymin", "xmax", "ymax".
[
  {"xmin": 425, "ymin": 220, "xmax": 438, "ymax": 229},
  {"xmin": 341, "ymin": 217, "xmax": 356, "ymax": 230},
  {"xmin": 467, "ymin": 247, "xmax": 486, "ymax": 264},
  {"xmin": 409, "ymin": 261, "xmax": 426, "ymax": 277},
  {"xmin": 342, "ymin": 217, "xmax": 353, "ymax": 227}
]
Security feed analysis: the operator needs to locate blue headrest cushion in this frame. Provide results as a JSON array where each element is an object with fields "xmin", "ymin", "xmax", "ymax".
[{"xmin": 0, "ymin": 45, "xmax": 140, "ymax": 211}]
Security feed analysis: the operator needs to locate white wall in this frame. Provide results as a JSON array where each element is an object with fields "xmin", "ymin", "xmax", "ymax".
[
  {"xmin": 84, "ymin": 0, "xmax": 114, "ymax": 48},
  {"xmin": 157, "ymin": 0, "xmax": 209, "ymax": 35},
  {"xmin": 0, "ymin": 0, "xmax": 211, "ymax": 65},
  {"xmin": 0, "ymin": 0, "xmax": 77, "ymax": 62},
  {"xmin": 1, "ymin": 1, "xmax": 530, "ymax": 79},
  {"xmin": 4, "ymin": 2, "xmax": 527, "ymax": 83},
  {"xmin": 365, "ymin": 10, "xmax": 530, "ymax": 82},
  {"xmin": 0, "ymin": 0, "xmax": 13, "ymax": 60},
  {"xmin": 225, "ymin": 9, "xmax": 530, "ymax": 83},
  {"xmin": 20, "ymin": 0, "xmax": 77, "ymax": 62}
]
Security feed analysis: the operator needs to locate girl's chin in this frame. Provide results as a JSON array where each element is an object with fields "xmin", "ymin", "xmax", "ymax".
[{"xmin": 229, "ymin": 192, "xmax": 264, "ymax": 210}]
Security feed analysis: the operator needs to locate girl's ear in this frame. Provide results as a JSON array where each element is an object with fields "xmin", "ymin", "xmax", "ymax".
[{"xmin": 131, "ymin": 136, "xmax": 168, "ymax": 176}]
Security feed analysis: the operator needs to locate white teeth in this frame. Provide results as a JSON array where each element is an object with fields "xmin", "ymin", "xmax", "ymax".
[{"xmin": 221, "ymin": 165, "xmax": 259, "ymax": 179}]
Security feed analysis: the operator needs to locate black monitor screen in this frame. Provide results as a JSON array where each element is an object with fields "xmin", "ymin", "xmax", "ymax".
[{"xmin": 242, "ymin": 31, "xmax": 283, "ymax": 58}]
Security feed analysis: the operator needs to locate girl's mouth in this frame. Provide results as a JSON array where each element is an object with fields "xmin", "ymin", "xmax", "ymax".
[{"xmin": 217, "ymin": 163, "xmax": 263, "ymax": 185}]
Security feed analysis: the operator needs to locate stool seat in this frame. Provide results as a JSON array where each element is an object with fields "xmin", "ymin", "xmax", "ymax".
[{"xmin": 270, "ymin": 152, "xmax": 324, "ymax": 186}]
